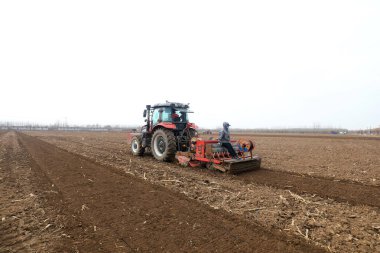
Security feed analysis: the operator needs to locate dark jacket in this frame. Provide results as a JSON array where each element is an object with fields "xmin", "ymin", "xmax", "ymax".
[{"xmin": 218, "ymin": 122, "xmax": 230, "ymax": 143}]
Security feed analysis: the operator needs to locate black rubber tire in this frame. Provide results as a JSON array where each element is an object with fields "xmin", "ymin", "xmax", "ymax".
[
  {"xmin": 151, "ymin": 129, "xmax": 177, "ymax": 162},
  {"xmin": 131, "ymin": 136, "xmax": 145, "ymax": 156}
]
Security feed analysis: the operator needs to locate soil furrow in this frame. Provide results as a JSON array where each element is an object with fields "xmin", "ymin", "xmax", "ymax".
[
  {"xmin": 0, "ymin": 132, "xmax": 103, "ymax": 253},
  {"xmin": 238, "ymin": 169, "xmax": 380, "ymax": 207},
  {"xmin": 18, "ymin": 133, "xmax": 325, "ymax": 253}
]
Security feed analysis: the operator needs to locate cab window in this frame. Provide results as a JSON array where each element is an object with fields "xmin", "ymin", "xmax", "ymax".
[
  {"xmin": 152, "ymin": 109, "xmax": 160, "ymax": 125},
  {"xmin": 173, "ymin": 110, "xmax": 188, "ymax": 123},
  {"xmin": 152, "ymin": 107, "xmax": 172, "ymax": 125}
]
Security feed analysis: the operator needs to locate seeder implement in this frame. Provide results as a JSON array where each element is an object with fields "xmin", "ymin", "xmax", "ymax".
[{"xmin": 176, "ymin": 139, "xmax": 261, "ymax": 174}]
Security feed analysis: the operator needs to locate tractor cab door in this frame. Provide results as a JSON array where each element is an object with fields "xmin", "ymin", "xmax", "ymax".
[{"xmin": 152, "ymin": 107, "xmax": 172, "ymax": 126}]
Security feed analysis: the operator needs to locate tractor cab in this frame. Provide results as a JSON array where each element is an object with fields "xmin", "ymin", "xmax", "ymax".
[
  {"xmin": 144, "ymin": 102, "xmax": 194, "ymax": 132},
  {"xmin": 151, "ymin": 106, "xmax": 189, "ymax": 125}
]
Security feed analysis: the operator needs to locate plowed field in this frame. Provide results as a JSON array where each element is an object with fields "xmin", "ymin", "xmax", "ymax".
[{"xmin": 1, "ymin": 131, "xmax": 379, "ymax": 253}]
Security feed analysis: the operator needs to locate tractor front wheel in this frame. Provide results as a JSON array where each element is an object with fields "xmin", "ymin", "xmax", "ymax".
[
  {"xmin": 151, "ymin": 129, "xmax": 177, "ymax": 162},
  {"xmin": 131, "ymin": 136, "xmax": 145, "ymax": 156}
]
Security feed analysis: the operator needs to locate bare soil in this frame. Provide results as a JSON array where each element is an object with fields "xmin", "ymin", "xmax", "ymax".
[
  {"xmin": 0, "ymin": 131, "xmax": 92, "ymax": 253},
  {"xmin": 22, "ymin": 131, "xmax": 380, "ymax": 253},
  {"xmin": 239, "ymin": 169, "xmax": 380, "ymax": 207},
  {"xmin": 243, "ymin": 134, "xmax": 380, "ymax": 187},
  {"xmin": 0, "ymin": 131, "xmax": 327, "ymax": 253}
]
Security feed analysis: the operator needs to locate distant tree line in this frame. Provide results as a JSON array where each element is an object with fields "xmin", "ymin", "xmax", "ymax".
[
  {"xmin": 350, "ymin": 127, "xmax": 380, "ymax": 135},
  {"xmin": 0, "ymin": 121, "xmax": 136, "ymax": 132},
  {"xmin": 1, "ymin": 121, "xmax": 378, "ymax": 135}
]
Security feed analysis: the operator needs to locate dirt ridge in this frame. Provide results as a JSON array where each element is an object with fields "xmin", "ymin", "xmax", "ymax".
[{"xmin": 238, "ymin": 169, "xmax": 380, "ymax": 207}]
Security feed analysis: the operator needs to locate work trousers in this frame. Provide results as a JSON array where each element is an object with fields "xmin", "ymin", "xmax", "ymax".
[{"xmin": 221, "ymin": 142, "xmax": 237, "ymax": 157}]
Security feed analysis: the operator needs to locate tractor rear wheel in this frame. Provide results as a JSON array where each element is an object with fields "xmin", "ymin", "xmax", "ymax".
[
  {"xmin": 151, "ymin": 129, "xmax": 177, "ymax": 162},
  {"xmin": 131, "ymin": 136, "xmax": 145, "ymax": 156}
]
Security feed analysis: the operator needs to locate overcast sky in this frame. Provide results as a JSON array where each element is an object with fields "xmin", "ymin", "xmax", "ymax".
[{"xmin": 0, "ymin": 1, "xmax": 379, "ymax": 129}]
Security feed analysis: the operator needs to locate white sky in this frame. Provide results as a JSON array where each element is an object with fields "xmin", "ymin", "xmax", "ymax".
[{"xmin": 0, "ymin": 1, "xmax": 379, "ymax": 129}]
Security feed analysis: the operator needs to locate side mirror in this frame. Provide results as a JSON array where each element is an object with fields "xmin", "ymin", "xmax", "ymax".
[{"xmin": 143, "ymin": 109, "xmax": 147, "ymax": 117}]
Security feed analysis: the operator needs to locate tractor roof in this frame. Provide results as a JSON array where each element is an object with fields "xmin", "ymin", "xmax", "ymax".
[{"xmin": 152, "ymin": 101, "xmax": 190, "ymax": 109}]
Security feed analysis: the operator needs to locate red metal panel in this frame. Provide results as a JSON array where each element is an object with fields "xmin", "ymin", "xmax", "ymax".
[
  {"xmin": 154, "ymin": 122, "xmax": 176, "ymax": 130},
  {"xmin": 187, "ymin": 123, "xmax": 198, "ymax": 129},
  {"xmin": 127, "ymin": 132, "xmax": 141, "ymax": 144},
  {"xmin": 192, "ymin": 139, "xmax": 240, "ymax": 164}
]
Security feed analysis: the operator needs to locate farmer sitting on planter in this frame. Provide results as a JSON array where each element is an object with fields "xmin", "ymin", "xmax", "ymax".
[{"xmin": 218, "ymin": 122, "xmax": 241, "ymax": 160}]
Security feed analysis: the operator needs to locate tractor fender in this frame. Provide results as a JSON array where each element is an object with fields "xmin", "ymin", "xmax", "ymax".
[
  {"xmin": 127, "ymin": 132, "xmax": 142, "ymax": 144},
  {"xmin": 152, "ymin": 123, "xmax": 176, "ymax": 132},
  {"xmin": 187, "ymin": 123, "xmax": 198, "ymax": 129}
]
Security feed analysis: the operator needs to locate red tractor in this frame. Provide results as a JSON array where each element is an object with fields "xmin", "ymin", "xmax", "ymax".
[
  {"xmin": 129, "ymin": 102, "xmax": 197, "ymax": 162},
  {"xmin": 129, "ymin": 102, "xmax": 261, "ymax": 173}
]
